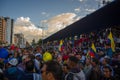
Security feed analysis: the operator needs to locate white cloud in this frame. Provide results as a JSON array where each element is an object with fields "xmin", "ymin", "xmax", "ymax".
[
  {"xmin": 41, "ymin": 12, "xmax": 46, "ymax": 15},
  {"xmin": 95, "ymin": 0, "xmax": 99, "ymax": 1},
  {"xmin": 85, "ymin": 8, "xmax": 96, "ymax": 12},
  {"xmin": 14, "ymin": 17, "xmax": 42, "ymax": 42},
  {"xmin": 41, "ymin": 13, "xmax": 80, "ymax": 37},
  {"xmin": 41, "ymin": 12, "xmax": 49, "ymax": 17},
  {"xmin": 79, "ymin": 0, "xmax": 84, "ymax": 2},
  {"xmin": 74, "ymin": 8, "xmax": 81, "ymax": 13},
  {"xmin": 14, "ymin": 13, "xmax": 80, "ymax": 42}
]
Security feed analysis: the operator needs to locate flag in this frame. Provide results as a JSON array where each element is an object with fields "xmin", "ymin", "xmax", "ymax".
[
  {"xmin": 91, "ymin": 43, "xmax": 96, "ymax": 53},
  {"xmin": 86, "ymin": 49, "xmax": 95, "ymax": 58},
  {"xmin": 59, "ymin": 40, "xmax": 64, "ymax": 51},
  {"xmin": 108, "ymin": 31, "xmax": 115, "ymax": 52},
  {"xmin": 86, "ymin": 50, "xmax": 90, "ymax": 58},
  {"xmin": 89, "ymin": 48, "xmax": 95, "ymax": 58},
  {"xmin": 60, "ymin": 40, "xmax": 63, "ymax": 46},
  {"xmin": 86, "ymin": 43, "xmax": 96, "ymax": 58}
]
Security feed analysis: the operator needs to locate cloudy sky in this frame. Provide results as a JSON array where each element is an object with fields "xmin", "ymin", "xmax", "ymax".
[{"xmin": 0, "ymin": 0, "xmax": 113, "ymax": 42}]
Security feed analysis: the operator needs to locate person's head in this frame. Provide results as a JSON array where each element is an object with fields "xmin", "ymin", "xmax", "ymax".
[
  {"xmin": 57, "ymin": 54, "xmax": 62, "ymax": 63},
  {"xmin": 103, "ymin": 66, "xmax": 112, "ymax": 78},
  {"xmin": 105, "ymin": 43, "xmax": 111, "ymax": 49},
  {"xmin": 75, "ymin": 53, "xmax": 82, "ymax": 60},
  {"xmin": 35, "ymin": 53, "xmax": 42, "ymax": 61},
  {"xmin": 25, "ymin": 60, "xmax": 34, "ymax": 72},
  {"xmin": 14, "ymin": 51, "xmax": 19, "ymax": 58},
  {"xmin": 102, "ymin": 57, "xmax": 110, "ymax": 65},
  {"xmin": 67, "ymin": 56, "xmax": 79, "ymax": 69},
  {"xmin": 8, "ymin": 53, "xmax": 13, "ymax": 58},
  {"xmin": 91, "ymin": 58, "xmax": 99, "ymax": 67},
  {"xmin": 23, "ymin": 49, "xmax": 29, "ymax": 55},
  {"xmin": 85, "ymin": 57, "xmax": 91, "ymax": 65},
  {"xmin": 7, "ymin": 58, "xmax": 18, "ymax": 67},
  {"xmin": 41, "ymin": 61, "xmax": 62, "ymax": 80},
  {"xmin": 78, "ymin": 62, "xmax": 84, "ymax": 70},
  {"xmin": 62, "ymin": 64, "xmax": 69, "ymax": 74},
  {"xmin": 22, "ymin": 55, "xmax": 31, "ymax": 64}
]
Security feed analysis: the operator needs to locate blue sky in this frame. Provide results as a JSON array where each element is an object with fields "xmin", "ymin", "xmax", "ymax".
[{"xmin": 0, "ymin": 0, "xmax": 100, "ymax": 25}]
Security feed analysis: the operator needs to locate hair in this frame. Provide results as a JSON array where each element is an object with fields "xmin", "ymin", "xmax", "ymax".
[
  {"xmin": 104, "ymin": 58, "xmax": 110, "ymax": 64},
  {"xmin": 45, "ymin": 61, "xmax": 63, "ymax": 80},
  {"xmin": 25, "ymin": 60, "xmax": 34, "ymax": 72},
  {"xmin": 76, "ymin": 52, "xmax": 82, "ymax": 55},
  {"xmin": 91, "ymin": 58, "xmax": 99, "ymax": 65},
  {"xmin": 69, "ymin": 56, "xmax": 79, "ymax": 64},
  {"xmin": 103, "ymin": 65, "xmax": 112, "ymax": 72},
  {"xmin": 63, "ymin": 63, "xmax": 70, "ymax": 70},
  {"xmin": 106, "ymin": 43, "xmax": 111, "ymax": 46}
]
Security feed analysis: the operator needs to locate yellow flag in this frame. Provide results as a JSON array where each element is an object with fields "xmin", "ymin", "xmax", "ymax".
[
  {"xmin": 60, "ymin": 40, "xmax": 63, "ymax": 45},
  {"xmin": 91, "ymin": 43, "xmax": 96, "ymax": 53},
  {"xmin": 59, "ymin": 40, "xmax": 63, "ymax": 51},
  {"xmin": 108, "ymin": 31, "xmax": 115, "ymax": 52},
  {"xmin": 86, "ymin": 50, "xmax": 90, "ymax": 58}
]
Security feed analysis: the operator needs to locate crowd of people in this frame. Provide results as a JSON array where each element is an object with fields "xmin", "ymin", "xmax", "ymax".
[{"xmin": 0, "ymin": 28, "xmax": 120, "ymax": 80}]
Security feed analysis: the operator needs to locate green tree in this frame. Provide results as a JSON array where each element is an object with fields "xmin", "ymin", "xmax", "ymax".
[
  {"xmin": 31, "ymin": 39, "xmax": 36, "ymax": 46},
  {"xmin": 37, "ymin": 39, "xmax": 42, "ymax": 45}
]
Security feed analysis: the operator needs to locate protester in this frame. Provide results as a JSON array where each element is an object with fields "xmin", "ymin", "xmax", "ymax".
[
  {"xmin": 1, "ymin": 27, "xmax": 120, "ymax": 80},
  {"xmin": 62, "ymin": 63, "xmax": 69, "ymax": 80},
  {"xmin": 101, "ymin": 56, "xmax": 114, "ymax": 76},
  {"xmin": 20, "ymin": 60, "xmax": 42, "ymax": 80},
  {"xmin": 34, "ymin": 53, "xmax": 42, "ymax": 73},
  {"xmin": 57, "ymin": 54, "xmax": 63, "ymax": 66},
  {"xmin": 88, "ymin": 58, "xmax": 102, "ymax": 80},
  {"xmin": 84, "ymin": 57, "xmax": 92, "ymax": 80},
  {"xmin": 105, "ymin": 43, "xmax": 113, "ymax": 58},
  {"xmin": 4, "ymin": 58, "xmax": 24, "ymax": 80},
  {"xmin": 65, "ymin": 56, "xmax": 85, "ymax": 80},
  {"xmin": 17, "ymin": 55, "xmax": 31, "ymax": 72},
  {"xmin": 41, "ymin": 60, "xmax": 63, "ymax": 80},
  {"xmin": 101, "ymin": 65, "xmax": 119, "ymax": 80}
]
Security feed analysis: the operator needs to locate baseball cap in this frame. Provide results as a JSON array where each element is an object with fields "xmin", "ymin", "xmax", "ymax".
[
  {"xmin": 35, "ymin": 53, "xmax": 42, "ymax": 59},
  {"xmin": 8, "ymin": 58, "xmax": 18, "ymax": 66}
]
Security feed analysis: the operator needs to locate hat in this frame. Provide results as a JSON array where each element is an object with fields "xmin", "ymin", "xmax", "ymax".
[
  {"xmin": 104, "ymin": 55, "xmax": 110, "ymax": 59},
  {"xmin": 35, "ymin": 53, "xmax": 42, "ymax": 59},
  {"xmin": 8, "ymin": 58, "xmax": 18, "ymax": 66},
  {"xmin": 22, "ymin": 55, "xmax": 28, "ymax": 60}
]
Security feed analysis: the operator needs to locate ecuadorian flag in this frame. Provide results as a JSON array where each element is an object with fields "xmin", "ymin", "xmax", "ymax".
[
  {"xmin": 108, "ymin": 31, "xmax": 115, "ymax": 52},
  {"xmin": 87, "ymin": 43, "xmax": 97, "ymax": 58},
  {"xmin": 59, "ymin": 40, "xmax": 64, "ymax": 51}
]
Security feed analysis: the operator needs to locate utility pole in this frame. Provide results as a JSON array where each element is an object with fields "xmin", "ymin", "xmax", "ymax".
[
  {"xmin": 37, "ymin": 25, "xmax": 46, "ymax": 48},
  {"xmin": 37, "ymin": 21, "xmax": 48, "ymax": 48}
]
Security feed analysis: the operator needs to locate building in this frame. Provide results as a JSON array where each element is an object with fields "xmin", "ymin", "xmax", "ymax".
[
  {"xmin": 0, "ymin": 16, "xmax": 14, "ymax": 45},
  {"xmin": 14, "ymin": 33, "xmax": 26, "ymax": 48},
  {"xmin": 0, "ymin": 16, "xmax": 6, "ymax": 44},
  {"xmin": 5, "ymin": 17, "xmax": 14, "ymax": 44}
]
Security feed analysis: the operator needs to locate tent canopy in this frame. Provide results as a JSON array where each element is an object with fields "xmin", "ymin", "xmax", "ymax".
[{"xmin": 44, "ymin": 0, "xmax": 120, "ymax": 42}]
